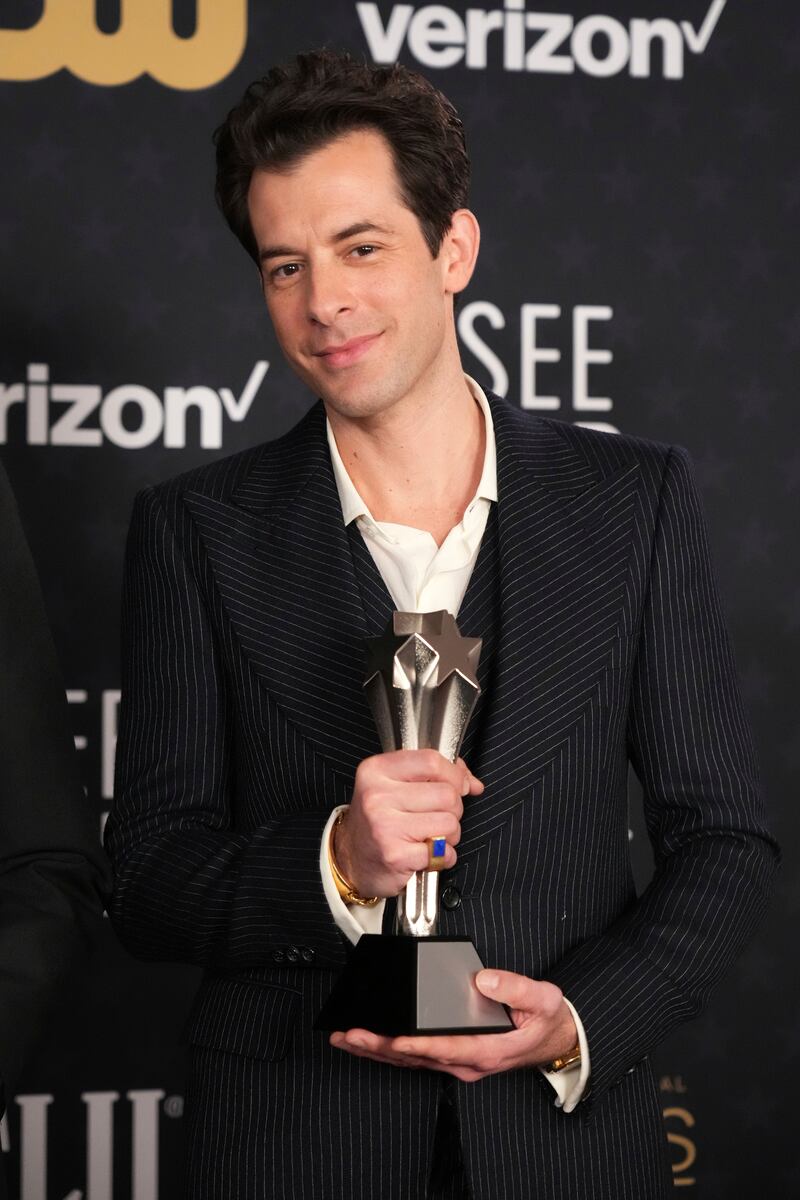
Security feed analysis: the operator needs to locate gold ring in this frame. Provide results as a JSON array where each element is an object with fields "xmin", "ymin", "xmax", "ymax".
[{"xmin": 427, "ymin": 836, "xmax": 448, "ymax": 871}]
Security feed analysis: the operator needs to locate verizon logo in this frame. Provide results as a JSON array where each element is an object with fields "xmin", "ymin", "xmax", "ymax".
[{"xmin": 358, "ymin": 0, "xmax": 726, "ymax": 79}]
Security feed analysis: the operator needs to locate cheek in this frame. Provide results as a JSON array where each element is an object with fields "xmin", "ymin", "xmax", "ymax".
[{"xmin": 266, "ymin": 298, "xmax": 301, "ymax": 352}]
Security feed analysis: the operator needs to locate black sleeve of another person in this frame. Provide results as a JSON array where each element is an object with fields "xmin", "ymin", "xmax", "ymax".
[{"xmin": 0, "ymin": 460, "xmax": 111, "ymax": 1116}]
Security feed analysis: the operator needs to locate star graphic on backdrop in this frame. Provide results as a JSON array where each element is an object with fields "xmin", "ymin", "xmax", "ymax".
[
  {"xmin": 730, "ymin": 1081, "xmax": 779, "ymax": 1131},
  {"xmin": 553, "ymin": 230, "xmax": 593, "ymax": 272},
  {"xmin": 458, "ymin": 82, "xmax": 505, "ymax": 134},
  {"xmin": 648, "ymin": 92, "xmax": 688, "ymax": 135},
  {"xmin": 784, "ymin": 168, "xmax": 800, "ymax": 211},
  {"xmin": 738, "ymin": 235, "xmax": 773, "ymax": 281},
  {"xmin": 75, "ymin": 82, "xmax": 117, "ymax": 114},
  {"xmin": 783, "ymin": 452, "xmax": 800, "ymax": 493},
  {"xmin": 608, "ymin": 306, "xmax": 644, "ymax": 350},
  {"xmin": 738, "ymin": 516, "xmax": 778, "ymax": 565},
  {"xmin": 690, "ymin": 305, "xmax": 729, "ymax": 349},
  {"xmin": 122, "ymin": 283, "xmax": 170, "ymax": 335},
  {"xmin": 121, "ymin": 138, "xmax": 171, "ymax": 186},
  {"xmin": 174, "ymin": 86, "xmax": 219, "ymax": 117},
  {"xmin": 24, "ymin": 132, "xmax": 71, "ymax": 180},
  {"xmin": 598, "ymin": 161, "xmax": 640, "ymax": 205},
  {"xmin": 557, "ymin": 88, "xmax": 598, "ymax": 133},
  {"xmin": 735, "ymin": 376, "xmax": 773, "ymax": 424},
  {"xmin": 76, "ymin": 213, "xmax": 123, "ymax": 258},
  {"xmin": 172, "ymin": 213, "xmax": 217, "ymax": 263},
  {"xmin": 0, "ymin": 216, "xmax": 20, "ymax": 254},
  {"xmin": 645, "ymin": 231, "xmax": 688, "ymax": 277},
  {"xmin": 312, "ymin": 5, "xmax": 360, "ymax": 45},
  {"xmin": 644, "ymin": 378, "xmax": 686, "ymax": 421},
  {"xmin": 739, "ymin": 658, "xmax": 774, "ymax": 707},
  {"xmin": 702, "ymin": 31, "xmax": 734, "ymax": 71},
  {"xmin": 691, "ymin": 164, "xmax": 731, "ymax": 208},
  {"xmin": 219, "ymin": 293, "xmax": 268, "ymax": 339},
  {"xmin": 508, "ymin": 163, "xmax": 554, "ymax": 204},
  {"xmin": 694, "ymin": 448, "xmax": 733, "ymax": 492},
  {"xmin": 780, "ymin": 28, "xmax": 800, "ymax": 70},
  {"xmin": 735, "ymin": 97, "xmax": 776, "ymax": 138},
  {"xmin": 781, "ymin": 309, "xmax": 800, "ymax": 350},
  {"xmin": 476, "ymin": 237, "xmax": 511, "ymax": 286},
  {"xmin": 779, "ymin": 587, "xmax": 800, "ymax": 633}
]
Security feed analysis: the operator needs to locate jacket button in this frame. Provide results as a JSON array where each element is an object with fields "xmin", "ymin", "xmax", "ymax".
[
  {"xmin": 301, "ymin": 947, "xmax": 316, "ymax": 963},
  {"xmin": 272, "ymin": 949, "xmax": 285, "ymax": 964},
  {"xmin": 442, "ymin": 886, "xmax": 462, "ymax": 910},
  {"xmin": 286, "ymin": 946, "xmax": 300, "ymax": 963}
]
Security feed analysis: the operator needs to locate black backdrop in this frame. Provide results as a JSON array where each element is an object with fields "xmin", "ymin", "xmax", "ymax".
[{"xmin": 0, "ymin": 1, "xmax": 796, "ymax": 1195}]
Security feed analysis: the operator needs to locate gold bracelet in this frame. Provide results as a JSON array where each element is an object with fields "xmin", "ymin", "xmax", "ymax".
[
  {"xmin": 329, "ymin": 811, "xmax": 380, "ymax": 907},
  {"xmin": 548, "ymin": 1041, "xmax": 582, "ymax": 1073}
]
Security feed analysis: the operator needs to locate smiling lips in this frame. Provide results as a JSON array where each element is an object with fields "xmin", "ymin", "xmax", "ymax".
[{"xmin": 312, "ymin": 332, "xmax": 382, "ymax": 369}]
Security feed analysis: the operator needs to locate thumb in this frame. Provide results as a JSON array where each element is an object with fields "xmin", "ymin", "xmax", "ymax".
[{"xmin": 475, "ymin": 969, "xmax": 553, "ymax": 1013}]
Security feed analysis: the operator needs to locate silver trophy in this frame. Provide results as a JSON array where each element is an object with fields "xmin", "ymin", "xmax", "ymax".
[
  {"xmin": 364, "ymin": 610, "xmax": 482, "ymax": 938},
  {"xmin": 316, "ymin": 611, "xmax": 512, "ymax": 1036}
]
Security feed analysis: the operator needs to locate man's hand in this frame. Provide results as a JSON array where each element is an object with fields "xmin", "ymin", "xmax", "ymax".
[
  {"xmin": 329, "ymin": 970, "xmax": 579, "ymax": 1082},
  {"xmin": 334, "ymin": 749, "xmax": 484, "ymax": 898}
]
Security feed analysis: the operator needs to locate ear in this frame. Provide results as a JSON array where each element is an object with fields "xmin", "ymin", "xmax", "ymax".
[{"xmin": 440, "ymin": 209, "xmax": 480, "ymax": 296}]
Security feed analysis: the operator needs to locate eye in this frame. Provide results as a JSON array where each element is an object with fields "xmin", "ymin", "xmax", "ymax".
[
  {"xmin": 270, "ymin": 262, "xmax": 301, "ymax": 282},
  {"xmin": 351, "ymin": 244, "xmax": 377, "ymax": 257}
]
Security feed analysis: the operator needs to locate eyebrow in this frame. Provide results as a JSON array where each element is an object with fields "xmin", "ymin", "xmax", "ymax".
[{"xmin": 258, "ymin": 221, "xmax": 394, "ymax": 264}]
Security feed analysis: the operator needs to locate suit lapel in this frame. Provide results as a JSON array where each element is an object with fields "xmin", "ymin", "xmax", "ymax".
[
  {"xmin": 183, "ymin": 392, "xmax": 639, "ymax": 821},
  {"xmin": 184, "ymin": 401, "xmax": 380, "ymax": 779},
  {"xmin": 458, "ymin": 396, "xmax": 640, "ymax": 853}
]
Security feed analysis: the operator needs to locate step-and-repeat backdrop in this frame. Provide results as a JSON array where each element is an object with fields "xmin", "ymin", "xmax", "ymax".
[{"xmin": 0, "ymin": 2, "xmax": 795, "ymax": 1196}]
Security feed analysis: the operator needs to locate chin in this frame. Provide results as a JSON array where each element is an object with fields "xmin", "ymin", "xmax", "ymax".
[{"xmin": 317, "ymin": 377, "xmax": 404, "ymax": 421}]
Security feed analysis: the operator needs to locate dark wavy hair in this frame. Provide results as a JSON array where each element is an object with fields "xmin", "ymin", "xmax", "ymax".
[{"xmin": 213, "ymin": 49, "xmax": 470, "ymax": 264}]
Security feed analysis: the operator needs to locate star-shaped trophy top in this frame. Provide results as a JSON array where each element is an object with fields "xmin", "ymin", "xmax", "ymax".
[{"xmin": 364, "ymin": 610, "xmax": 481, "ymax": 695}]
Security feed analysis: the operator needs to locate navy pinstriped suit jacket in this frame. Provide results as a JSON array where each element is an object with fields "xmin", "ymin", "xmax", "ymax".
[{"xmin": 106, "ymin": 392, "xmax": 778, "ymax": 1200}]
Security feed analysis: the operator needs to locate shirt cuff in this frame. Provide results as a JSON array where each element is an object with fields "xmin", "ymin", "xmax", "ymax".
[
  {"xmin": 539, "ymin": 997, "xmax": 591, "ymax": 1113},
  {"xmin": 320, "ymin": 805, "xmax": 386, "ymax": 944}
]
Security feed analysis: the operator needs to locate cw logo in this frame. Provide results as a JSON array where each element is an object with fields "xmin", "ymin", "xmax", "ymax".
[{"xmin": 0, "ymin": 0, "xmax": 247, "ymax": 90}]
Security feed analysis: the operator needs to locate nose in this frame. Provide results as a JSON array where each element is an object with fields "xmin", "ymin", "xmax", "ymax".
[{"xmin": 306, "ymin": 261, "xmax": 353, "ymax": 326}]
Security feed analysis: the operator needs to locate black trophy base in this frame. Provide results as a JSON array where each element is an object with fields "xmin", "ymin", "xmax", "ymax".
[{"xmin": 314, "ymin": 935, "xmax": 514, "ymax": 1036}]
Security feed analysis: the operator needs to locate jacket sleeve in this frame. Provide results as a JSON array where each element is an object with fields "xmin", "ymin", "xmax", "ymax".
[
  {"xmin": 105, "ymin": 485, "xmax": 348, "ymax": 971},
  {"xmin": 545, "ymin": 445, "xmax": 780, "ymax": 1107},
  {"xmin": 0, "ymin": 462, "xmax": 110, "ymax": 1105}
]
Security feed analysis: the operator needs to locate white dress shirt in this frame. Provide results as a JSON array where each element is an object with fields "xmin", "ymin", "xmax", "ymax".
[{"xmin": 317, "ymin": 376, "xmax": 590, "ymax": 1111}]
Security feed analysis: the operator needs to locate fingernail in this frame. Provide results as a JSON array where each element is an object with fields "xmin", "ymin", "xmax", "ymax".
[
  {"xmin": 349, "ymin": 1036, "xmax": 367, "ymax": 1049},
  {"xmin": 478, "ymin": 971, "xmax": 498, "ymax": 990}
]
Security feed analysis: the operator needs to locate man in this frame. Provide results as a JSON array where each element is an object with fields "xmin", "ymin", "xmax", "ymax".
[
  {"xmin": 105, "ymin": 51, "xmax": 778, "ymax": 1200},
  {"xmin": 0, "ymin": 461, "xmax": 110, "ymax": 1198}
]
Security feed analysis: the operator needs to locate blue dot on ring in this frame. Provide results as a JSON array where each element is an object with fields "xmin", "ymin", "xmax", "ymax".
[{"xmin": 432, "ymin": 838, "xmax": 447, "ymax": 859}]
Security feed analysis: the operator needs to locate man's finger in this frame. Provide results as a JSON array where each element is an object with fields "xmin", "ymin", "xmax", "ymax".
[
  {"xmin": 372, "ymin": 751, "xmax": 483, "ymax": 798},
  {"xmin": 378, "ymin": 749, "xmax": 472, "ymax": 789},
  {"xmin": 475, "ymin": 969, "xmax": 561, "ymax": 1015}
]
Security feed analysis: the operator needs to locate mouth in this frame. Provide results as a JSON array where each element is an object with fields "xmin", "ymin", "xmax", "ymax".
[{"xmin": 311, "ymin": 332, "xmax": 382, "ymax": 369}]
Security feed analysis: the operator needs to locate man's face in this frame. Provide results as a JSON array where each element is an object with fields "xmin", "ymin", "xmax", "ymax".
[{"xmin": 247, "ymin": 129, "xmax": 466, "ymax": 421}]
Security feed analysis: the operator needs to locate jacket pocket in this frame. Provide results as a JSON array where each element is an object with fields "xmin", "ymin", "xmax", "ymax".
[{"xmin": 184, "ymin": 977, "xmax": 301, "ymax": 1062}]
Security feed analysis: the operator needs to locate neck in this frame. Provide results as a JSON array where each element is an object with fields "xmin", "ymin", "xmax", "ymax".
[{"xmin": 326, "ymin": 354, "xmax": 485, "ymax": 543}]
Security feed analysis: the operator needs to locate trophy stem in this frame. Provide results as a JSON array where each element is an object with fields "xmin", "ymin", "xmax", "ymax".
[{"xmin": 396, "ymin": 868, "xmax": 439, "ymax": 937}]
